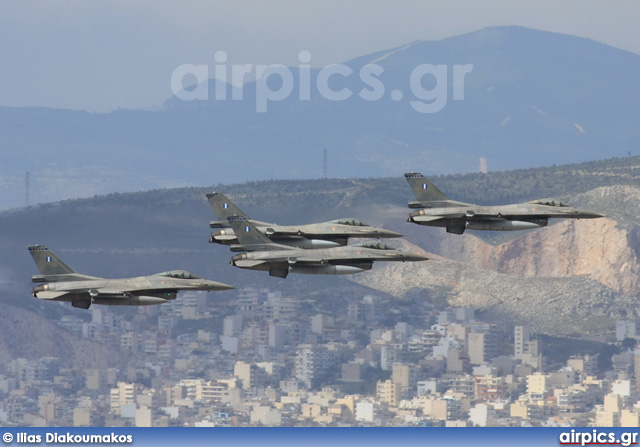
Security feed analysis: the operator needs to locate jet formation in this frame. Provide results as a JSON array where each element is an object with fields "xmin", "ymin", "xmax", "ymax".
[
  {"xmin": 27, "ymin": 171, "xmax": 603, "ymax": 306},
  {"xmin": 28, "ymin": 245, "xmax": 233, "ymax": 309},
  {"xmin": 206, "ymin": 192, "xmax": 426, "ymax": 278},
  {"xmin": 404, "ymin": 172, "xmax": 603, "ymax": 234}
]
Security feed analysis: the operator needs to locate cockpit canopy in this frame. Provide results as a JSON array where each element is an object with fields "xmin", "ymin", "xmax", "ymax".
[
  {"xmin": 330, "ymin": 218, "xmax": 368, "ymax": 226},
  {"xmin": 156, "ymin": 270, "xmax": 200, "ymax": 279},
  {"xmin": 527, "ymin": 198, "xmax": 568, "ymax": 207},
  {"xmin": 354, "ymin": 242, "xmax": 394, "ymax": 250}
]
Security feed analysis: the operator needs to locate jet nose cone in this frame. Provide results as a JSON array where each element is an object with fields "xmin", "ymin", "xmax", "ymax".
[
  {"xmin": 379, "ymin": 229, "xmax": 403, "ymax": 238},
  {"xmin": 405, "ymin": 253, "xmax": 429, "ymax": 262},
  {"xmin": 208, "ymin": 280, "xmax": 235, "ymax": 291},
  {"xmin": 579, "ymin": 210, "xmax": 605, "ymax": 219}
]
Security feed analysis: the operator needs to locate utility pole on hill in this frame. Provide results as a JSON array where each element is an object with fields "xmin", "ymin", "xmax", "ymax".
[
  {"xmin": 25, "ymin": 171, "xmax": 30, "ymax": 207},
  {"xmin": 323, "ymin": 149, "xmax": 327, "ymax": 179}
]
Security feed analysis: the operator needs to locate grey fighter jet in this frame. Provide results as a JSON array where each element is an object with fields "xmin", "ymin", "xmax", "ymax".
[
  {"xmin": 404, "ymin": 172, "xmax": 603, "ymax": 234},
  {"xmin": 225, "ymin": 215, "xmax": 427, "ymax": 278},
  {"xmin": 206, "ymin": 192, "xmax": 401, "ymax": 250},
  {"xmin": 28, "ymin": 245, "xmax": 233, "ymax": 309}
]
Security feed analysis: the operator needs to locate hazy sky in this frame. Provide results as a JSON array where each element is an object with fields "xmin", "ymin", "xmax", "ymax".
[{"xmin": 1, "ymin": 0, "xmax": 638, "ymax": 112}]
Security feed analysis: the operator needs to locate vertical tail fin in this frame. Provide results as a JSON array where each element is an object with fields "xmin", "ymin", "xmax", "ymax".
[
  {"xmin": 226, "ymin": 215, "xmax": 274, "ymax": 249},
  {"xmin": 404, "ymin": 172, "xmax": 449, "ymax": 202},
  {"xmin": 27, "ymin": 245, "xmax": 75, "ymax": 275},
  {"xmin": 206, "ymin": 192, "xmax": 248, "ymax": 220}
]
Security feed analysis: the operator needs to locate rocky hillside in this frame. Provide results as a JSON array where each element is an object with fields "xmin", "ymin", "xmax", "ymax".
[
  {"xmin": 355, "ymin": 185, "xmax": 640, "ymax": 334},
  {"xmin": 5, "ymin": 160, "xmax": 640, "ymax": 337},
  {"xmin": 350, "ymin": 239, "xmax": 636, "ymax": 335},
  {"xmin": 0, "ymin": 304, "xmax": 121, "ymax": 368}
]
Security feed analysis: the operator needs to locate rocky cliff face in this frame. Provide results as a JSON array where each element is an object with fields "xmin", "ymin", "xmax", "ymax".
[
  {"xmin": 414, "ymin": 217, "xmax": 640, "ymax": 296},
  {"xmin": 353, "ymin": 186, "xmax": 640, "ymax": 334},
  {"xmin": 414, "ymin": 186, "xmax": 640, "ymax": 296},
  {"xmin": 350, "ymin": 240, "xmax": 638, "ymax": 335}
]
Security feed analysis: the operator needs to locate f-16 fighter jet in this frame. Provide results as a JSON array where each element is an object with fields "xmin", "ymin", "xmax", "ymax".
[
  {"xmin": 404, "ymin": 172, "xmax": 603, "ymax": 234},
  {"xmin": 206, "ymin": 192, "xmax": 401, "ymax": 251},
  {"xmin": 225, "ymin": 215, "xmax": 427, "ymax": 278},
  {"xmin": 28, "ymin": 245, "xmax": 233, "ymax": 309}
]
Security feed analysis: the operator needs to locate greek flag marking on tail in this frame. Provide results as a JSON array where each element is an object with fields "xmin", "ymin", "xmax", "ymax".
[
  {"xmin": 223, "ymin": 203, "xmax": 229, "ymax": 209},
  {"xmin": 46, "ymin": 256, "xmax": 52, "ymax": 262},
  {"xmin": 244, "ymin": 226, "xmax": 251, "ymax": 232},
  {"xmin": 422, "ymin": 184, "xmax": 428, "ymax": 190}
]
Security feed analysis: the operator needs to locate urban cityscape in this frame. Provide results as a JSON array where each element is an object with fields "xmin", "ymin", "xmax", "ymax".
[{"xmin": 1, "ymin": 287, "xmax": 639, "ymax": 427}]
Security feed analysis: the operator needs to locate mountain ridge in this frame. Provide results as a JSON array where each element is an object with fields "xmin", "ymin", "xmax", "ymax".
[
  {"xmin": 4, "ymin": 156, "xmax": 640, "ymax": 336},
  {"xmin": 3, "ymin": 26, "xmax": 640, "ymax": 209}
]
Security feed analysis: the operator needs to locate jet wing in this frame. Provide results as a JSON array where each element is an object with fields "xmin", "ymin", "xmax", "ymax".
[
  {"xmin": 411, "ymin": 212, "xmax": 466, "ymax": 223},
  {"xmin": 465, "ymin": 213, "xmax": 510, "ymax": 220},
  {"xmin": 287, "ymin": 256, "xmax": 371, "ymax": 266},
  {"xmin": 234, "ymin": 259, "xmax": 269, "ymax": 268},
  {"xmin": 88, "ymin": 287, "xmax": 184, "ymax": 300},
  {"xmin": 468, "ymin": 212, "xmax": 548, "ymax": 221},
  {"xmin": 236, "ymin": 256, "xmax": 329, "ymax": 268},
  {"xmin": 411, "ymin": 211, "xmax": 511, "ymax": 224},
  {"xmin": 430, "ymin": 211, "xmax": 510, "ymax": 221},
  {"xmin": 416, "ymin": 210, "xmax": 511, "ymax": 219},
  {"xmin": 90, "ymin": 288, "xmax": 128, "ymax": 295},
  {"xmin": 288, "ymin": 256, "xmax": 327, "ymax": 265},
  {"xmin": 263, "ymin": 227, "xmax": 292, "ymax": 236},
  {"xmin": 88, "ymin": 285, "xmax": 178, "ymax": 296}
]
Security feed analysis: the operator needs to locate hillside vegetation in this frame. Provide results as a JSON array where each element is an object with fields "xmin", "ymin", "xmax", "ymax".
[{"xmin": 3, "ymin": 156, "xmax": 640, "ymax": 335}]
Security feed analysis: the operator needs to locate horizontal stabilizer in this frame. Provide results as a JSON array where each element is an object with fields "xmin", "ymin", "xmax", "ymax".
[
  {"xmin": 234, "ymin": 259, "xmax": 267, "ymax": 268},
  {"xmin": 412, "ymin": 215, "xmax": 445, "ymax": 222},
  {"xmin": 36, "ymin": 291, "xmax": 69, "ymax": 300}
]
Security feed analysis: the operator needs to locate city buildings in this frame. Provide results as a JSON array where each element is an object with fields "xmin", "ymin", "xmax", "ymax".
[{"xmin": 0, "ymin": 289, "xmax": 637, "ymax": 427}]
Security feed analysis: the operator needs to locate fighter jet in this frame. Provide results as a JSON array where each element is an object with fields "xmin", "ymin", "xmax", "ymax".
[
  {"xmin": 404, "ymin": 172, "xmax": 604, "ymax": 234},
  {"xmin": 206, "ymin": 192, "xmax": 401, "ymax": 250},
  {"xmin": 28, "ymin": 245, "xmax": 233, "ymax": 309},
  {"xmin": 225, "ymin": 215, "xmax": 427, "ymax": 278}
]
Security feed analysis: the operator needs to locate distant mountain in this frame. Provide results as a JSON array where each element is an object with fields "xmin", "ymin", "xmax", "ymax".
[{"xmin": 2, "ymin": 26, "xmax": 640, "ymax": 211}]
